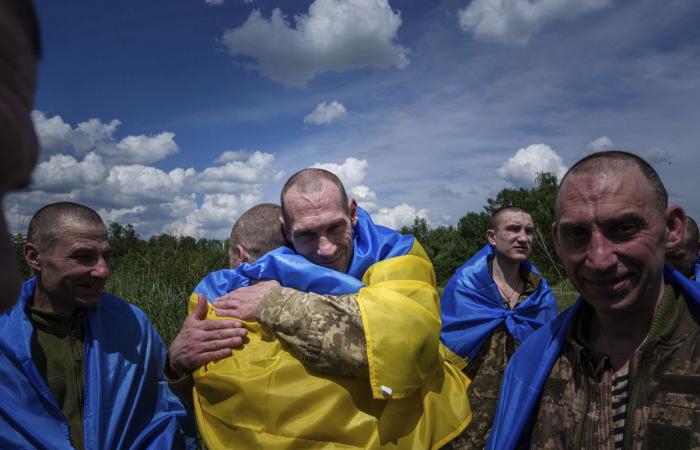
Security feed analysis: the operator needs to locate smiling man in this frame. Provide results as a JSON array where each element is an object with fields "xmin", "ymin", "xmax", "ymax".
[
  {"xmin": 0, "ymin": 202, "xmax": 194, "ymax": 449},
  {"xmin": 487, "ymin": 151, "xmax": 697, "ymax": 449},
  {"xmin": 190, "ymin": 168, "xmax": 471, "ymax": 449},
  {"xmin": 440, "ymin": 207, "xmax": 557, "ymax": 449}
]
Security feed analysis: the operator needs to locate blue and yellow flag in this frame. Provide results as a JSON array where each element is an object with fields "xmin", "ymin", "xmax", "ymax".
[
  {"xmin": 440, "ymin": 244, "xmax": 558, "ymax": 362},
  {"xmin": 486, "ymin": 264, "xmax": 700, "ymax": 450},
  {"xmin": 191, "ymin": 208, "xmax": 471, "ymax": 449}
]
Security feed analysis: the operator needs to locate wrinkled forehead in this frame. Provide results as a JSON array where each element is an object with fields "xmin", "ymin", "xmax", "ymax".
[
  {"xmin": 285, "ymin": 181, "xmax": 346, "ymax": 221},
  {"xmin": 556, "ymin": 165, "xmax": 654, "ymax": 219}
]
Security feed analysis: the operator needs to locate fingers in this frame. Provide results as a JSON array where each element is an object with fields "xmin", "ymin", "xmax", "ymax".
[{"xmin": 213, "ymin": 299, "xmax": 236, "ymax": 310}]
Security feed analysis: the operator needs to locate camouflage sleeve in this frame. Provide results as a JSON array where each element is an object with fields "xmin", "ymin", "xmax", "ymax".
[{"xmin": 256, "ymin": 286, "xmax": 369, "ymax": 378}]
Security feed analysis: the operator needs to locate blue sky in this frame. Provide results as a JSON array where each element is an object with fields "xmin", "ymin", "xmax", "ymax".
[{"xmin": 7, "ymin": 0, "xmax": 700, "ymax": 238}]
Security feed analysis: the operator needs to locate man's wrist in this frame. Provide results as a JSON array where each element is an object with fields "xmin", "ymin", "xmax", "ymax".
[{"xmin": 256, "ymin": 286, "xmax": 287, "ymax": 327}]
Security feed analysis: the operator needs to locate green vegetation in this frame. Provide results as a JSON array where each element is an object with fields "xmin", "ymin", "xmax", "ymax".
[{"xmin": 13, "ymin": 172, "xmax": 579, "ymax": 345}]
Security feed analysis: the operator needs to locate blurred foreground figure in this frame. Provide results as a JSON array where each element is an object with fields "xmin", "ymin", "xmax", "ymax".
[
  {"xmin": 0, "ymin": 0, "xmax": 40, "ymax": 312},
  {"xmin": 488, "ymin": 151, "xmax": 698, "ymax": 450},
  {"xmin": 440, "ymin": 207, "xmax": 557, "ymax": 449},
  {"xmin": 0, "ymin": 202, "xmax": 194, "ymax": 449}
]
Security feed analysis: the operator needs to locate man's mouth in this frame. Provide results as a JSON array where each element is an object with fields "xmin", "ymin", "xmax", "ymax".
[{"xmin": 586, "ymin": 274, "xmax": 631, "ymax": 293}]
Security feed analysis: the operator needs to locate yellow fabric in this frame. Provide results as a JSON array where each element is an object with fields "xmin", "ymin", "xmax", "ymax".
[{"xmin": 190, "ymin": 244, "xmax": 472, "ymax": 449}]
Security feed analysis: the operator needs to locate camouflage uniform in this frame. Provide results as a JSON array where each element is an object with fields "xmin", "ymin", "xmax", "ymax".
[
  {"xmin": 443, "ymin": 269, "xmax": 539, "ymax": 450},
  {"xmin": 528, "ymin": 284, "xmax": 700, "ymax": 450},
  {"xmin": 257, "ymin": 287, "xmax": 369, "ymax": 378}
]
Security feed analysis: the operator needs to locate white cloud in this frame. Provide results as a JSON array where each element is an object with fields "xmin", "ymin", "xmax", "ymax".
[
  {"xmin": 221, "ymin": 0, "xmax": 409, "ymax": 87},
  {"xmin": 164, "ymin": 193, "xmax": 261, "ymax": 238},
  {"xmin": 32, "ymin": 111, "xmax": 178, "ymax": 165},
  {"xmin": 588, "ymin": 135, "xmax": 613, "ymax": 152},
  {"xmin": 497, "ymin": 143, "xmax": 567, "ymax": 186},
  {"xmin": 459, "ymin": 0, "xmax": 611, "ymax": 45},
  {"xmin": 350, "ymin": 184, "xmax": 377, "ymax": 211},
  {"xmin": 304, "ymin": 101, "xmax": 348, "ymax": 125},
  {"xmin": 373, "ymin": 203, "xmax": 428, "ymax": 230},
  {"xmin": 205, "ymin": 0, "xmax": 224, "ymax": 5},
  {"xmin": 643, "ymin": 147, "xmax": 672, "ymax": 165},
  {"xmin": 215, "ymin": 149, "xmax": 252, "ymax": 163},
  {"xmin": 103, "ymin": 165, "xmax": 196, "ymax": 206},
  {"xmin": 197, "ymin": 151, "xmax": 278, "ymax": 194},
  {"xmin": 313, "ymin": 157, "xmax": 369, "ymax": 188},
  {"xmin": 32, "ymin": 152, "xmax": 107, "ymax": 192}
]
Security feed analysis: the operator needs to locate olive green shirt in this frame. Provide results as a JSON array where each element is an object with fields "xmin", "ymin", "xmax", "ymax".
[{"xmin": 28, "ymin": 306, "xmax": 85, "ymax": 450}]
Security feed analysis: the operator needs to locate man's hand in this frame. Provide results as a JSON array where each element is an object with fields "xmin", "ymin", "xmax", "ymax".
[
  {"xmin": 167, "ymin": 294, "xmax": 248, "ymax": 379},
  {"xmin": 214, "ymin": 280, "xmax": 281, "ymax": 321}
]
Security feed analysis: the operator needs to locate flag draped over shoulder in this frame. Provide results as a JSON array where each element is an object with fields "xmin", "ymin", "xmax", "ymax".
[
  {"xmin": 695, "ymin": 255, "xmax": 700, "ymax": 280},
  {"xmin": 191, "ymin": 208, "xmax": 471, "ymax": 450},
  {"xmin": 0, "ymin": 278, "xmax": 195, "ymax": 450},
  {"xmin": 486, "ymin": 264, "xmax": 700, "ymax": 450},
  {"xmin": 440, "ymin": 244, "xmax": 558, "ymax": 362}
]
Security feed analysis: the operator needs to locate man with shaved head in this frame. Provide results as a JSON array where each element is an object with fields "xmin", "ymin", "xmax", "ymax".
[
  {"xmin": 666, "ymin": 215, "xmax": 699, "ymax": 279},
  {"xmin": 187, "ymin": 168, "xmax": 470, "ymax": 449},
  {"xmin": 1, "ymin": 202, "xmax": 194, "ymax": 449},
  {"xmin": 440, "ymin": 206, "xmax": 557, "ymax": 449},
  {"xmin": 488, "ymin": 151, "xmax": 698, "ymax": 449},
  {"xmin": 0, "ymin": 0, "xmax": 41, "ymax": 312}
]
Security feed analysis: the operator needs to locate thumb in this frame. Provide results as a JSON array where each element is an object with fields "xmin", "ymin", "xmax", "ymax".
[{"xmin": 192, "ymin": 294, "xmax": 209, "ymax": 320}]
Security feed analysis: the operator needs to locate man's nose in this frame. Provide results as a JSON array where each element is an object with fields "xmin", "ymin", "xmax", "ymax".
[
  {"xmin": 585, "ymin": 231, "xmax": 617, "ymax": 272},
  {"xmin": 317, "ymin": 235, "xmax": 337, "ymax": 257},
  {"xmin": 91, "ymin": 256, "xmax": 111, "ymax": 280}
]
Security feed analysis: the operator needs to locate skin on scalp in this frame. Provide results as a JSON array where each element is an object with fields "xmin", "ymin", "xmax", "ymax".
[
  {"xmin": 280, "ymin": 169, "xmax": 358, "ymax": 273},
  {"xmin": 228, "ymin": 203, "xmax": 286, "ymax": 268},
  {"xmin": 552, "ymin": 154, "xmax": 684, "ymax": 324},
  {"xmin": 24, "ymin": 203, "xmax": 112, "ymax": 317},
  {"xmin": 0, "ymin": 0, "xmax": 41, "ymax": 312}
]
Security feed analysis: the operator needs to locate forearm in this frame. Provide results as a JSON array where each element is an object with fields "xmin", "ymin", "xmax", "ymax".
[{"xmin": 257, "ymin": 286, "xmax": 369, "ymax": 378}]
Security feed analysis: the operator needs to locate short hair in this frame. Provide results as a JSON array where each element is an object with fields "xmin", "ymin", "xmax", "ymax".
[
  {"xmin": 229, "ymin": 203, "xmax": 286, "ymax": 262},
  {"xmin": 556, "ymin": 150, "xmax": 668, "ymax": 218},
  {"xmin": 280, "ymin": 168, "xmax": 349, "ymax": 228},
  {"xmin": 0, "ymin": 0, "xmax": 42, "ymax": 57},
  {"xmin": 488, "ymin": 206, "xmax": 530, "ymax": 231},
  {"xmin": 27, "ymin": 202, "xmax": 105, "ymax": 251}
]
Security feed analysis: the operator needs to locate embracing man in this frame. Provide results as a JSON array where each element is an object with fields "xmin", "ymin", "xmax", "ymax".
[
  {"xmin": 440, "ymin": 207, "xmax": 558, "ymax": 449},
  {"xmin": 0, "ymin": 202, "xmax": 194, "ymax": 449},
  {"xmin": 488, "ymin": 151, "xmax": 698, "ymax": 449},
  {"xmin": 170, "ymin": 168, "xmax": 471, "ymax": 449}
]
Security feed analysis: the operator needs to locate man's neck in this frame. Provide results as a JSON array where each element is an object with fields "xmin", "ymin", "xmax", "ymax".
[
  {"xmin": 588, "ymin": 280, "xmax": 665, "ymax": 371},
  {"xmin": 32, "ymin": 287, "xmax": 78, "ymax": 318},
  {"xmin": 492, "ymin": 252, "xmax": 522, "ymax": 287}
]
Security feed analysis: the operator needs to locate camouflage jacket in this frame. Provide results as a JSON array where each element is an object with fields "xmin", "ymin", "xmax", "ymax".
[
  {"xmin": 528, "ymin": 284, "xmax": 700, "ymax": 450},
  {"xmin": 257, "ymin": 286, "xmax": 369, "ymax": 378},
  {"xmin": 444, "ymin": 270, "xmax": 539, "ymax": 450}
]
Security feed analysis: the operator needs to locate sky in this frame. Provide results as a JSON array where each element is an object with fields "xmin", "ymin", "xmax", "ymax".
[{"xmin": 6, "ymin": 0, "xmax": 700, "ymax": 238}]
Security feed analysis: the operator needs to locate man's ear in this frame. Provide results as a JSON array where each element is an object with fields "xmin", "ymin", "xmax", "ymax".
[
  {"xmin": 665, "ymin": 205, "xmax": 686, "ymax": 251},
  {"xmin": 279, "ymin": 215, "xmax": 290, "ymax": 241},
  {"xmin": 237, "ymin": 244, "xmax": 251, "ymax": 264},
  {"xmin": 486, "ymin": 229, "xmax": 496, "ymax": 246},
  {"xmin": 24, "ymin": 242, "xmax": 42, "ymax": 272},
  {"xmin": 348, "ymin": 198, "xmax": 358, "ymax": 226}
]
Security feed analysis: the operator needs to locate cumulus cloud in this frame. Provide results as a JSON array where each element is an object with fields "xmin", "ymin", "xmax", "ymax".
[
  {"xmin": 497, "ymin": 143, "xmax": 567, "ymax": 186},
  {"xmin": 312, "ymin": 157, "xmax": 368, "ymax": 188},
  {"xmin": 197, "ymin": 151, "xmax": 279, "ymax": 194},
  {"xmin": 304, "ymin": 101, "xmax": 348, "ymax": 125},
  {"xmin": 373, "ymin": 203, "xmax": 429, "ymax": 230},
  {"xmin": 32, "ymin": 152, "xmax": 108, "ymax": 192},
  {"xmin": 588, "ymin": 135, "xmax": 613, "ymax": 152},
  {"xmin": 32, "ymin": 111, "xmax": 178, "ymax": 165},
  {"xmin": 459, "ymin": 0, "xmax": 611, "ymax": 45},
  {"xmin": 215, "ymin": 149, "xmax": 251, "ymax": 163},
  {"xmin": 164, "ymin": 193, "xmax": 261, "ymax": 238},
  {"xmin": 221, "ymin": 0, "xmax": 409, "ymax": 87},
  {"xmin": 643, "ymin": 147, "xmax": 672, "ymax": 165}
]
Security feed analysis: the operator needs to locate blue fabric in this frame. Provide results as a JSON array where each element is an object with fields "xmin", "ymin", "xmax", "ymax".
[
  {"xmin": 194, "ymin": 207, "xmax": 415, "ymax": 300},
  {"xmin": 695, "ymin": 255, "xmax": 700, "ymax": 280},
  {"xmin": 0, "ymin": 278, "xmax": 196, "ymax": 450},
  {"xmin": 440, "ymin": 244, "xmax": 558, "ymax": 361},
  {"xmin": 486, "ymin": 264, "xmax": 700, "ymax": 450}
]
